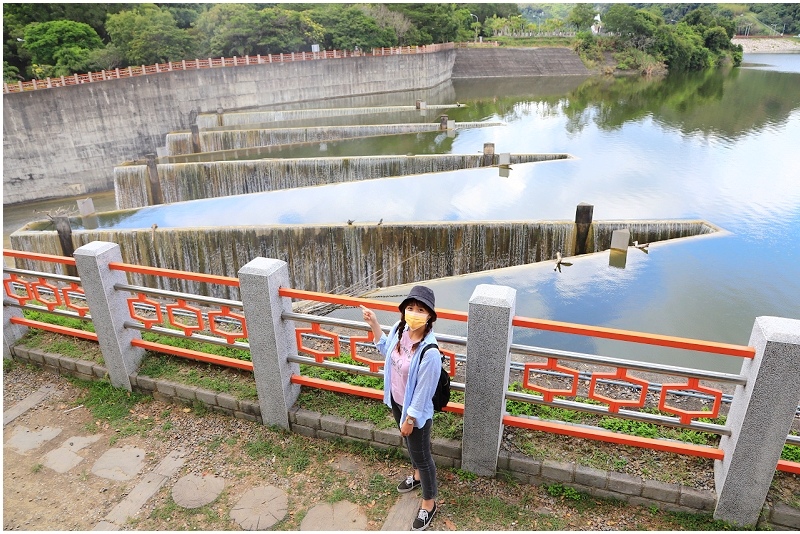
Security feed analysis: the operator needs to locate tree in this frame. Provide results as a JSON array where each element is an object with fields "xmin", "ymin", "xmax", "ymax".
[
  {"xmin": 106, "ymin": 4, "xmax": 196, "ymax": 65},
  {"xmin": 568, "ymin": 3, "xmax": 597, "ymax": 32},
  {"xmin": 308, "ymin": 4, "xmax": 394, "ymax": 50},
  {"xmin": 22, "ymin": 20, "xmax": 102, "ymax": 67}
]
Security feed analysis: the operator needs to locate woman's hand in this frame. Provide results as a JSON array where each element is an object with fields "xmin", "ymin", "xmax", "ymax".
[
  {"xmin": 400, "ymin": 419, "xmax": 414, "ymax": 436},
  {"xmin": 360, "ymin": 305, "xmax": 383, "ymax": 340}
]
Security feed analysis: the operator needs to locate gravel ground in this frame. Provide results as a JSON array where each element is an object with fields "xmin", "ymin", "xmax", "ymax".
[{"xmin": 732, "ymin": 37, "xmax": 800, "ymax": 53}]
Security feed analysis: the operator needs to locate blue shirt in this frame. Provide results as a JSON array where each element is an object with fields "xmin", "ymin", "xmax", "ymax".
[{"xmin": 376, "ymin": 321, "xmax": 441, "ymax": 428}]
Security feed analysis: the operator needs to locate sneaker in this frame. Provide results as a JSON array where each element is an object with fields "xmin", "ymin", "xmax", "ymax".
[
  {"xmin": 412, "ymin": 502, "xmax": 437, "ymax": 531},
  {"xmin": 397, "ymin": 475, "xmax": 421, "ymax": 493}
]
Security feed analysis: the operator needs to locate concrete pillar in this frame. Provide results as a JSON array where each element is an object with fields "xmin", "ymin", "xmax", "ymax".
[
  {"xmin": 238, "ymin": 258, "xmax": 301, "ymax": 429},
  {"xmin": 482, "ymin": 143, "xmax": 495, "ymax": 166},
  {"xmin": 462, "ymin": 284, "xmax": 516, "ymax": 476},
  {"xmin": 145, "ymin": 154, "xmax": 163, "ymax": 206},
  {"xmin": 73, "ymin": 241, "xmax": 145, "ymax": 390},
  {"xmin": 714, "ymin": 317, "xmax": 800, "ymax": 527},
  {"xmin": 3, "ymin": 306, "xmax": 28, "ymax": 360},
  {"xmin": 574, "ymin": 203, "xmax": 594, "ymax": 255},
  {"xmin": 190, "ymin": 124, "xmax": 201, "ymax": 153},
  {"xmin": 53, "ymin": 216, "xmax": 77, "ymax": 277},
  {"xmin": 610, "ymin": 229, "xmax": 630, "ymax": 250}
]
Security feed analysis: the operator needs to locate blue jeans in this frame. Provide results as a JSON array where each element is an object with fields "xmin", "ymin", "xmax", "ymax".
[{"xmin": 391, "ymin": 398, "xmax": 438, "ymax": 501}]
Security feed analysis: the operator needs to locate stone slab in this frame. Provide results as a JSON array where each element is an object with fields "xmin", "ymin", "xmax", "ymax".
[
  {"xmin": 104, "ymin": 472, "xmax": 169, "ymax": 524},
  {"xmin": 91, "ymin": 446, "xmax": 145, "ymax": 481},
  {"xmin": 102, "ymin": 448, "xmax": 186, "ymax": 526},
  {"xmin": 230, "ymin": 485, "xmax": 288, "ymax": 531},
  {"xmin": 42, "ymin": 435, "xmax": 102, "ymax": 473},
  {"xmin": 172, "ymin": 473, "xmax": 225, "ymax": 508},
  {"xmin": 3, "ymin": 385, "xmax": 56, "ymax": 426},
  {"xmin": 381, "ymin": 492, "xmax": 419, "ymax": 531},
  {"xmin": 4, "ymin": 425, "xmax": 62, "ymax": 453},
  {"xmin": 301, "ymin": 500, "xmax": 368, "ymax": 531}
]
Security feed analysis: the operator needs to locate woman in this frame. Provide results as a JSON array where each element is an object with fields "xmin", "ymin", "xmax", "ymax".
[{"xmin": 361, "ymin": 285, "xmax": 441, "ymax": 531}]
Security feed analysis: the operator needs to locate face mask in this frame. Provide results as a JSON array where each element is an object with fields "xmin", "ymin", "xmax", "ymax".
[{"xmin": 405, "ymin": 310, "xmax": 429, "ymax": 331}]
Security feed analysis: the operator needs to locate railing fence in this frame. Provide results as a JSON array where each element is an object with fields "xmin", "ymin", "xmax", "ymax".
[{"xmin": 3, "ymin": 242, "xmax": 799, "ymax": 527}]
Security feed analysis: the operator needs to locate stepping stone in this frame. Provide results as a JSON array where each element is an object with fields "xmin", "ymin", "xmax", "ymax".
[
  {"xmin": 100, "ymin": 448, "xmax": 187, "ymax": 528},
  {"xmin": 91, "ymin": 446, "xmax": 145, "ymax": 481},
  {"xmin": 301, "ymin": 500, "xmax": 368, "ymax": 531},
  {"xmin": 332, "ymin": 456, "xmax": 361, "ymax": 473},
  {"xmin": 381, "ymin": 492, "xmax": 419, "ymax": 531},
  {"xmin": 172, "ymin": 473, "xmax": 225, "ymax": 508},
  {"xmin": 3, "ymin": 385, "xmax": 56, "ymax": 427},
  {"xmin": 230, "ymin": 485, "xmax": 288, "ymax": 530},
  {"xmin": 42, "ymin": 435, "xmax": 102, "ymax": 473},
  {"xmin": 4, "ymin": 426, "xmax": 62, "ymax": 454}
]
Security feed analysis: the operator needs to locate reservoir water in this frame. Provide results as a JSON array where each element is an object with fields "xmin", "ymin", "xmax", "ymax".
[{"xmin": 5, "ymin": 53, "xmax": 799, "ymax": 372}]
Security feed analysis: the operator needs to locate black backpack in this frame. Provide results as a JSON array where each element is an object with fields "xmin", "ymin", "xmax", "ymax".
[{"xmin": 420, "ymin": 344, "xmax": 451, "ymax": 412}]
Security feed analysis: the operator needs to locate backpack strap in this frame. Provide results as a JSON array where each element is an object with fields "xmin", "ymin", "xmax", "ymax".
[{"xmin": 419, "ymin": 343, "xmax": 439, "ymax": 360}]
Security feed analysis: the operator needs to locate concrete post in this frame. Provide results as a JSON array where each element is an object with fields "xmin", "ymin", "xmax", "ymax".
[
  {"xmin": 462, "ymin": 284, "xmax": 516, "ymax": 476},
  {"xmin": 574, "ymin": 203, "xmax": 594, "ymax": 255},
  {"xmin": 713, "ymin": 316, "xmax": 800, "ymax": 527},
  {"xmin": 73, "ymin": 241, "xmax": 145, "ymax": 390},
  {"xmin": 238, "ymin": 258, "xmax": 301, "ymax": 429},
  {"xmin": 190, "ymin": 124, "xmax": 201, "ymax": 153},
  {"xmin": 145, "ymin": 154, "xmax": 163, "ymax": 206},
  {"xmin": 53, "ymin": 216, "xmax": 77, "ymax": 277},
  {"xmin": 3, "ymin": 306, "xmax": 28, "ymax": 360},
  {"xmin": 482, "ymin": 143, "xmax": 495, "ymax": 166}
]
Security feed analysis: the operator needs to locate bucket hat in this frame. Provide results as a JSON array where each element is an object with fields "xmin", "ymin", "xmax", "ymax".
[{"xmin": 399, "ymin": 285, "xmax": 437, "ymax": 321}]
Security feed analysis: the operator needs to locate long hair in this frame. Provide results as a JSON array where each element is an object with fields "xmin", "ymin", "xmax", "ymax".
[{"xmin": 396, "ymin": 300, "xmax": 435, "ymax": 347}]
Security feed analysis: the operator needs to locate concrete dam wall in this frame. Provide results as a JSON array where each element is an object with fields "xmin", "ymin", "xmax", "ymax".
[
  {"xmin": 3, "ymin": 50, "xmax": 455, "ymax": 205},
  {"xmin": 10, "ymin": 220, "xmax": 716, "ymax": 300},
  {"xmin": 452, "ymin": 48, "xmax": 589, "ymax": 78}
]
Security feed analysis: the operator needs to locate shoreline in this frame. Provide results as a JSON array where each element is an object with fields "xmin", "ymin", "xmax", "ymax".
[{"xmin": 732, "ymin": 36, "xmax": 800, "ymax": 53}]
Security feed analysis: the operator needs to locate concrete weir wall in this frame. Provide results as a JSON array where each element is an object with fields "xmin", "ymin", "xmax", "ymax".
[
  {"xmin": 2, "ymin": 50, "xmax": 455, "ymax": 206},
  {"xmin": 9, "ymin": 220, "xmax": 716, "ymax": 300}
]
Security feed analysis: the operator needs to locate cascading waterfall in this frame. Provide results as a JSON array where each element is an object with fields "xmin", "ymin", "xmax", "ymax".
[
  {"xmin": 166, "ymin": 122, "xmax": 506, "ymax": 156},
  {"xmin": 196, "ymin": 104, "xmax": 465, "ymax": 129},
  {"xmin": 592, "ymin": 221, "xmax": 718, "ymax": 251},
  {"xmin": 114, "ymin": 154, "xmax": 572, "ymax": 209},
  {"xmin": 10, "ymin": 222, "xmax": 584, "ymax": 300},
  {"xmin": 113, "ymin": 166, "xmax": 150, "ymax": 210}
]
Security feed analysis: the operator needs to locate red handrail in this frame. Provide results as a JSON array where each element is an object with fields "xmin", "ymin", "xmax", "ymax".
[
  {"xmin": 278, "ymin": 287, "xmax": 468, "ymax": 322},
  {"xmin": 503, "ymin": 414, "xmax": 724, "ymax": 460},
  {"xmin": 3, "ymin": 249, "xmax": 76, "ymax": 266},
  {"xmin": 108, "ymin": 262, "xmax": 240, "ymax": 287},
  {"xmin": 10, "ymin": 317, "xmax": 97, "ymax": 342},
  {"xmin": 512, "ymin": 316, "xmax": 755, "ymax": 358}
]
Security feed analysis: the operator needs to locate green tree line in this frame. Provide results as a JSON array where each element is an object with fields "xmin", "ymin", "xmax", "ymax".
[
  {"xmin": 4, "ymin": 3, "xmax": 796, "ymax": 83},
  {"xmin": 2, "ymin": 3, "xmax": 521, "ymax": 82}
]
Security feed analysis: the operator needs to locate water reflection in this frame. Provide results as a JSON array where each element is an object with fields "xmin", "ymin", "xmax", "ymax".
[{"xmin": 8, "ymin": 55, "xmax": 800, "ymax": 373}]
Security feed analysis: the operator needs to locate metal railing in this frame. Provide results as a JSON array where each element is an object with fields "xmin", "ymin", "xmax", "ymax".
[{"xmin": 3, "ymin": 43, "xmax": 455, "ymax": 94}]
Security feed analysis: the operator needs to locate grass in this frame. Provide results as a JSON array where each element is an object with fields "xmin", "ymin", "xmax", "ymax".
[{"xmin": 70, "ymin": 376, "xmax": 154, "ymax": 442}]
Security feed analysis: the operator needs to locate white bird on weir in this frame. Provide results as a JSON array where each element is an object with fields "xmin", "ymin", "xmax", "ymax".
[
  {"xmin": 554, "ymin": 251, "xmax": 573, "ymax": 272},
  {"xmin": 632, "ymin": 240, "xmax": 650, "ymax": 253}
]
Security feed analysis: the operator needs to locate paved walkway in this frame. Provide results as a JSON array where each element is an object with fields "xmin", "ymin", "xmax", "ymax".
[{"xmin": 3, "ymin": 385, "xmax": 415, "ymax": 530}]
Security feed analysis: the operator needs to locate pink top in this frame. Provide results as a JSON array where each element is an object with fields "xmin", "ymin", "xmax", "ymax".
[{"xmin": 390, "ymin": 330, "xmax": 415, "ymax": 405}]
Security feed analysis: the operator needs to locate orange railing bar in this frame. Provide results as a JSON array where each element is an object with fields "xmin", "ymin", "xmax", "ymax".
[
  {"xmin": 10, "ymin": 317, "xmax": 98, "ymax": 342},
  {"xmin": 777, "ymin": 460, "xmax": 800, "ymax": 475},
  {"xmin": 512, "ymin": 316, "xmax": 755, "ymax": 358},
  {"xmin": 503, "ymin": 414, "xmax": 724, "ymax": 460},
  {"xmin": 3, "ymin": 249, "xmax": 76, "ymax": 266},
  {"xmin": 130, "ymin": 339, "xmax": 253, "ymax": 371},
  {"xmin": 290, "ymin": 375, "xmax": 465, "ymax": 414},
  {"xmin": 108, "ymin": 262, "xmax": 240, "ymax": 287},
  {"xmin": 278, "ymin": 287, "xmax": 468, "ymax": 322}
]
